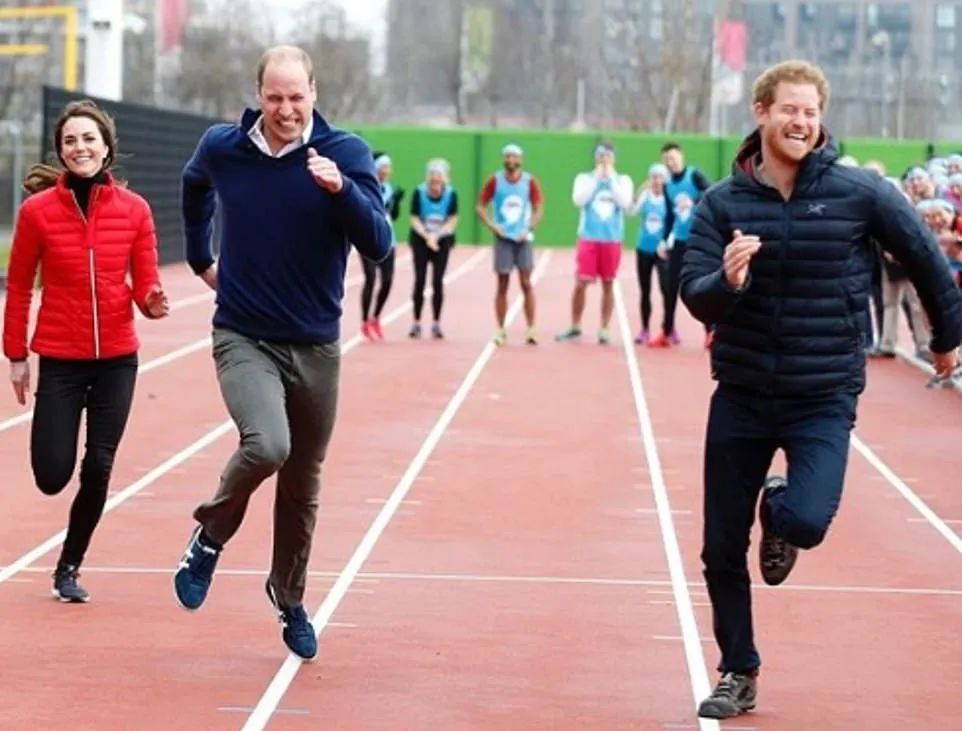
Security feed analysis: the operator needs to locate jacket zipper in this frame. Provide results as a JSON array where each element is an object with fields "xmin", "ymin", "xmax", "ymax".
[
  {"xmin": 772, "ymin": 198, "xmax": 791, "ymax": 392},
  {"xmin": 72, "ymin": 189, "xmax": 101, "ymax": 359}
]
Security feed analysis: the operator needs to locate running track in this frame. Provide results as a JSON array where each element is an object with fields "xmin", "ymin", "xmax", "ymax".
[{"xmin": 0, "ymin": 246, "xmax": 959, "ymax": 730}]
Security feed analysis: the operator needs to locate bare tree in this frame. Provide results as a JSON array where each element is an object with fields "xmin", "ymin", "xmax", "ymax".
[
  {"xmin": 292, "ymin": 1, "xmax": 377, "ymax": 121},
  {"xmin": 168, "ymin": 0, "xmax": 277, "ymax": 120},
  {"xmin": 631, "ymin": 0, "xmax": 714, "ymax": 132}
]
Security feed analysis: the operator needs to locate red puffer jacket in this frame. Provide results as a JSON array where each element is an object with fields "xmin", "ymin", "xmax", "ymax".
[{"xmin": 3, "ymin": 172, "xmax": 161, "ymax": 361}]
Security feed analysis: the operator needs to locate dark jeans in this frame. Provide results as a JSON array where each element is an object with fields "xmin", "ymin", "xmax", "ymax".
[
  {"xmin": 193, "ymin": 328, "xmax": 340, "ymax": 608},
  {"xmin": 702, "ymin": 384, "xmax": 857, "ymax": 674},
  {"xmin": 32, "ymin": 354, "xmax": 139, "ymax": 567}
]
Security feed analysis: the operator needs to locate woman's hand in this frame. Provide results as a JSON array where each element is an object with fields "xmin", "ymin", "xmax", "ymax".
[
  {"xmin": 10, "ymin": 360, "xmax": 29, "ymax": 406},
  {"xmin": 144, "ymin": 285, "xmax": 170, "ymax": 318}
]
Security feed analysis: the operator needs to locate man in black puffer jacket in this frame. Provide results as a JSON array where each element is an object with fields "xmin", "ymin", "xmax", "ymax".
[{"xmin": 681, "ymin": 60, "xmax": 962, "ymax": 721}]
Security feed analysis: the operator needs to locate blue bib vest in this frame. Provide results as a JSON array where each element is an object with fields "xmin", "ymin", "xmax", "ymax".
[
  {"xmin": 666, "ymin": 168, "xmax": 701, "ymax": 241},
  {"xmin": 493, "ymin": 171, "xmax": 532, "ymax": 241},
  {"xmin": 416, "ymin": 184, "xmax": 454, "ymax": 234},
  {"xmin": 579, "ymin": 177, "xmax": 625, "ymax": 242},
  {"xmin": 636, "ymin": 192, "xmax": 667, "ymax": 253}
]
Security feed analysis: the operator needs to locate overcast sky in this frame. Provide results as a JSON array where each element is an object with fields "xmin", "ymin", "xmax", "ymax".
[{"xmin": 271, "ymin": 0, "xmax": 388, "ymax": 74}]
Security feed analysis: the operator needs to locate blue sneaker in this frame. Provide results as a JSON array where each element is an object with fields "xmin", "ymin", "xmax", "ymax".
[
  {"xmin": 174, "ymin": 525, "xmax": 221, "ymax": 610},
  {"xmin": 265, "ymin": 579, "xmax": 318, "ymax": 660}
]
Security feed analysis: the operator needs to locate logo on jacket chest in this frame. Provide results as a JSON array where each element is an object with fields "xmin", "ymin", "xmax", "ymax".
[{"xmin": 807, "ymin": 203, "xmax": 826, "ymax": 216}]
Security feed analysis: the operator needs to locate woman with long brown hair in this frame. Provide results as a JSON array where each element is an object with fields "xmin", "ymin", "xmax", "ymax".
[{"xmin": 3, "ymin": 99, "xmax": 168, "ymax": 602}]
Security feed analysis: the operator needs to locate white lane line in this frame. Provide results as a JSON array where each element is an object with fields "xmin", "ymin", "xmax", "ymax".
[
  {"xmin": 239, "ymin": 250, "xmax": 552, "ymax": 731},
  {"xmin": 850, "ymin": 433, "xmax": 962, "ymax": 556},
  {"xmin": 8, "ymin": 564, "xmax": 962, "ymax": 597},
  {"xmin": 613, "ymin": 280, "xmax": 717, "ymax": 731}
]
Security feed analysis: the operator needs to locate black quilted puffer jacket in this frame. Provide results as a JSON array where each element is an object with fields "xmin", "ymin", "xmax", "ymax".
[{"xmin": 681, "ymin": 128, "xmax": 962, "ymax": 397}]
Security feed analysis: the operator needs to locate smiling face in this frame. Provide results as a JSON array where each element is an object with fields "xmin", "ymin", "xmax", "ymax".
[
  {"xmin": 503, "ymin": 152, "xmax": 522, "ymax": 175},
  {"xmin": 256, "ymin": 59, "xmax": 316, "ymax": 151},
  {"xmin": 662, "ymin": 148, "xmax": 683, "ymax": 175},
  {"xmin": 59, "ymin": 115, "xmax": 109, "ymax": 178},
  {"xmin": 754, "ymin": 81, "xmax": 821, "ymax": 168},
  {"xmin": 427, "ymin": 170, "xmax": 446, "ymax": 196}
]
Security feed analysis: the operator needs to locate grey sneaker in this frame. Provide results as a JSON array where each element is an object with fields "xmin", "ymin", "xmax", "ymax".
[
  {"xmin": 697, "ymin": 672, "xmax": 757, "ymax": 719},
  {"xmin": 554, "ymin": 326, "xmax": 582, "ymax": 342},
  {"xmin": 52, "ymin": 563, "xmax": 90, "ymax": 603},
  {"xmin": 759, "ymin": 475, "xmax": 798, "ymax": 586}
]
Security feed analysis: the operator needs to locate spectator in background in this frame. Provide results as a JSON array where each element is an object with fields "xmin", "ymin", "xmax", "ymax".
[
  {"xmin": 652, "ymin": 141, "xmax": 712, "ymax": 348},
  {"xmin": 905, "ymin": 166, "xmax": 935, "ymax": 203},
  {"xmin": 555, "ymin": 141, "xmax": 633, "ymax": 346},
  {"xmin": 476, "ymin": 143, "xmax": 544, "ymax": 346},
  {"xmin": 944, "ymin": 173, "xmax": 962, "ymax": 213},
  {"xmin": 861, "ymin": 160, "xmax": 887, "ymax": 351},
  {"xmin": 361, "ymin": 152, "xmax": 403, "ymax": 340},
  {"xmin": 630, "ymin": 162, "xmax": 671, "ymax": 345},
  {"xmin": 409, "ymin": 158, "xmax": 458, "ymax": 339}
]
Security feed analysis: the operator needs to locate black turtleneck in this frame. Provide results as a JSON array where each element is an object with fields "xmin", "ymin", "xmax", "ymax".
[{"xmin": 66, "ymin": 170, "xmax": 108, "ymax": 217}]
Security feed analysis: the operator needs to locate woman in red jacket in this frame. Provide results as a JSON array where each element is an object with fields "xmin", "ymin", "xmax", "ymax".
[{"xmin": 3, "ymin": 99, "xmax": 168, "ymax": 602}]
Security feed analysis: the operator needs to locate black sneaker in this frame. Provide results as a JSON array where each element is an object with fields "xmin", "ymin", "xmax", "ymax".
[
  {"xmin": 174, "ymin": 525, "xmax": 222, "ymax": 610},
  {"xmin": 759, "ymin": 475, "xmax": 798, "ymax": 586},
  {"xmin": 697, "ymin": 672, "xmax": 757, "ymax": 719},
  {"xmin": 52, "ymin": 563, "xmax": 89, "ymax": 603},
  {"xmin": 265, "ymin": 579, "xmax": 318, "ymax": 661}
]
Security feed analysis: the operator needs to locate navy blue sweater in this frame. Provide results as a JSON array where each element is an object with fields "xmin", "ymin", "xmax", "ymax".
[{"xmin": 182, "ymin": 109, "xmax": 392, "ymax": 343}]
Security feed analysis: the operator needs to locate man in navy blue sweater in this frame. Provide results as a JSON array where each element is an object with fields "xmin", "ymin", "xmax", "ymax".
[{"xmin": 173, "ymin": 45, "xmax": 391, "ymax": 661}]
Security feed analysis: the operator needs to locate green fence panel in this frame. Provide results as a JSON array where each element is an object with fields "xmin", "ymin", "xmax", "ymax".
[
  {"xmin": 930, "ymin": 141, "xmax": 962, "ymax": 158},
  {"xmin": 839, "ymin": 138, "xmax": 931, "ymax": 178},
  {"xmin": 348, "ymin": 125, "xmax": 956, "ymax": 247}
]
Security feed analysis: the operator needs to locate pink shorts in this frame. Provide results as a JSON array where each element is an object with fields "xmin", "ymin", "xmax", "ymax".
[{"xmin": 576, "ymin": 239, "xmax": 622, "ymax": 282}]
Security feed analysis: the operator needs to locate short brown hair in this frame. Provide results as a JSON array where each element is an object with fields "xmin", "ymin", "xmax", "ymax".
[
  {"xmin": 24, "ymin": 99, "xmax": 119, "ymax": 194},
  {"xmin": 752, "ymin": 60, "xmax": 830, "ymax": 112},
  {"xmin": 256, "ymin": 45, "xmax": 314, "ymax": 88}
]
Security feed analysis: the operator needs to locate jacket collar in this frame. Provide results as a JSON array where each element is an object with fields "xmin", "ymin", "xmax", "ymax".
[
  {"xmin": 731, "ymin": 126, "xmax": 837, "ymax": 192},
  {"xmin": 54, "ymin": 169, "xmax": 116, "ymax": 205}
]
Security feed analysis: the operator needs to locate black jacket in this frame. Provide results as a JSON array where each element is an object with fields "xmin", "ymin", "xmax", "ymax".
[{"xmin": 681, "ymin": 129, "xmax": 962, "ymax": 396}]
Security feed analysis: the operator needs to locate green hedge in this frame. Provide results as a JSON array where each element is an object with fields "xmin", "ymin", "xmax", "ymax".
[{"xmin": 351, "ymin": 125, "xmax": 947, "ymax": 248}]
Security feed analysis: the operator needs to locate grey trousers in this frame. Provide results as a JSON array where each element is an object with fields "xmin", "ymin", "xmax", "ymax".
[{"xmin": 194, "ymin": 328, "xmax": 340, "ymax": 608}]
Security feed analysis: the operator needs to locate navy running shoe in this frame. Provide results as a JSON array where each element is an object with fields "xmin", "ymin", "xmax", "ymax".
[
  {"xmin": 265, "ymin": 579, "xmax": 318, "ymax": 660},
  {"xmin": 174, "ymin": 525, "xmax": 222, "ymax": 610}
]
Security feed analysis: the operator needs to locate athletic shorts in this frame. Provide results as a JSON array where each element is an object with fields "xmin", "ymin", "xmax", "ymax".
[
  {"xmin": 576, "ymin": 239, "xmax": 622, "ymax": 282},
  {"xmin": 494, "ymin": 236, "xmax": 534, "ymax": 274}
]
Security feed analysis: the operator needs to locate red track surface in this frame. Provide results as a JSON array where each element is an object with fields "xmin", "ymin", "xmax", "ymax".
[{"xmin": 0, "ymin": 246, "xmax": 959, "ymax": 730}]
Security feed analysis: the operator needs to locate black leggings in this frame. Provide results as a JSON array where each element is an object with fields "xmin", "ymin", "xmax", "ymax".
[
  {"xmin": 361, "ymin": 248, "xmax": 396, "ymax": 320},
  {"xmin": 411, "ymin": 237, "xmax": 453, "ymax": 321},
  {"xmin": 636, "ymin": 251, "xmax": 669, "ymax": 331},
  {"xmin": 663, "ymin": 241, "xmax": 711, "ymax": 335},
  {"xmin": 32, "ymin": 354, "xmax": 138, "ymax": 567}
]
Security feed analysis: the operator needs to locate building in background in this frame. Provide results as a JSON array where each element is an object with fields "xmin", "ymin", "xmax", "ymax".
[{"xmin": 384, "ymin": 0, "xmax": 962, "ymax": 139}]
